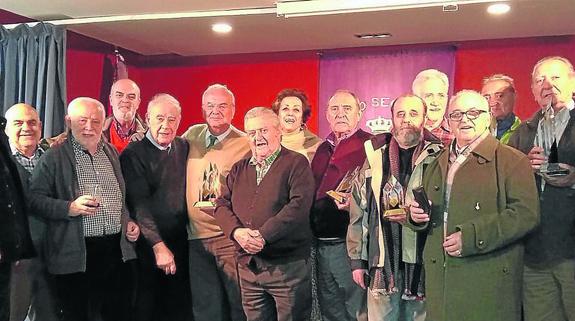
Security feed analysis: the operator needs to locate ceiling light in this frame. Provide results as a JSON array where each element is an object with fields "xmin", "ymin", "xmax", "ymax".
[
  {"xmin": 212, "ymin": 23, "xmax": 232, "ymax": 33},
  {"xmin": 487, "ymin": 3, "xmax": 510, "ymax": 15},
  {"xmin": 355, "ymin": 33, "xmax": 392, "ymax": 39}
]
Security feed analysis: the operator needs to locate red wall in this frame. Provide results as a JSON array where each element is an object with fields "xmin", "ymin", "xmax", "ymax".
[
  {"xmin": 136, "ymin": 54, "xmax": 319, "ymax": 134},
  {"xmin": 454, "ymin": 36, "xmax": 575, "ymax": 121}
]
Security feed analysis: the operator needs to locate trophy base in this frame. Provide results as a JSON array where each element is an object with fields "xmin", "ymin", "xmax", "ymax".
[
  {"xmin": 539, "ymin": 163, "xmax": 569, "ymax": 177},
  {"xmin": 326, "ymin": 190, "xmax": 346, "ymax": 204},
  {"xmin": 383, "ymin": 208, "xmax": 406, "ymax": 218},
  {"xmin": 193, "ymin": 201, "xmax": 216, "ymax": 209}
]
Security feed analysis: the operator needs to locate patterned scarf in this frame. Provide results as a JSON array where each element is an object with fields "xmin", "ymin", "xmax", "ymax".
[{"xmin": 370, "ymin": 137, "xmax": 425, "ymax": 300}]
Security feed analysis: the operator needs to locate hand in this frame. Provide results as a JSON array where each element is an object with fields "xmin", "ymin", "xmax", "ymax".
[
  {"xmin": 443, "ymin": 231, "xmax": 462, "ymax": 257},
  {"xmin": 542, "ymin": 163, "xmax": 575, "ymax": 187},
  {"xmin": 126, "ymin": 221, "xmax": 140, "ymax": 242},
  {"xmin": 49, "ymin": 132, "xmax": 68, "ymax": 147},
  {"xmin": 233, "ymin": 228, "xmax": 265, "ymax": 254},
  {"xmin": 334, "ymin": 192, "xmax": 350, "ymax": 211},
  {"xmin": 152, "ymin": 242, "xmax": 176, "ymax": 275},
  {"xmin": 409, "ymin": 200, "xmax": 430, "ymax": 223},
  {"xmin": 527, "ymin": 146, "xmax": 546, "ymax": 171},
  {"xmin": 69, "ymin": 195, "xmax": 99, "ymax": 216},
  {"xmin": 352, "ymin": 268, "xmax": 368, "ymax": 289}
]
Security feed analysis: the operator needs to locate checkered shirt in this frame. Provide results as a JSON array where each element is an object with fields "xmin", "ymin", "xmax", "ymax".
[
  {"xmin": 11, "ymin": 145, "xmax": 44, "ymax": 173},
  {"xmin": 249, "ymin": 147, "xmax": 281, "ymax": 185},
  {"xmin": 72, "ymin": 137, "xmax": 122, "ymax": 237}
]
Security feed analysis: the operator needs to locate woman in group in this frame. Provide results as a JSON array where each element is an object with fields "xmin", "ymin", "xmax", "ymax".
[{"xmin": 272, "ymin": 88, "xmax": 322, "ymax": 163}]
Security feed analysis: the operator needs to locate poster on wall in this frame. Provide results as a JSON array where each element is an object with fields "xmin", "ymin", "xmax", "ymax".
[{"xmin": 318, "ymin": 47, "xmax": 455, "ymax": 138}]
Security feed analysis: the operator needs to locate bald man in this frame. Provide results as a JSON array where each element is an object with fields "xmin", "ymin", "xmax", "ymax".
[
  {"xmin": 5, "ymin": 104, "xmax": 58, "ymax": 321},
  {"xmin": 29, "ymin": 97, "xmax": 139, "ymax": 321}
]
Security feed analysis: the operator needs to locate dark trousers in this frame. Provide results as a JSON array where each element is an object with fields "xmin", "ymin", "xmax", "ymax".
[
  {"xmin": 52, "ymin": 234, "xmax": 130, "ymax": 321},
  {"xmin": 135, "ymin": 237, "xmax": 190, "ymax": 321},
  {"xmin": 189, "ymin": 235, "xmax": 246, "ymax": 321},
  {"xmin": 0, "ymin": 262, "xmax": 11, "ymax": 321},
  {"xmin": 238, "ymin": 257, "xmax": 311, "ymax": 321}
]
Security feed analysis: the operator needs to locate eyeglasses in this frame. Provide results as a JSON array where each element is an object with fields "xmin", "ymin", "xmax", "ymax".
[{"xmin": 447, "ymin": 109, "xmax": 488, "ymax": 121}]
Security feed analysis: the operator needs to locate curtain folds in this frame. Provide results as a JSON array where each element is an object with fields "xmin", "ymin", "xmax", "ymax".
[{"xmin": 0, "ymin": 23, "xmax": 67, "ymax": 137}]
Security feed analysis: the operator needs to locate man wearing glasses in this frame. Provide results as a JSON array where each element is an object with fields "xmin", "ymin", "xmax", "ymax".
[
  {"xmin": 480, "ymin": 74, "xmax": 521, "ymax": 144},
  {"xmin": 408, "ymin": 90, "xmax": 539, "ymax": 321}
]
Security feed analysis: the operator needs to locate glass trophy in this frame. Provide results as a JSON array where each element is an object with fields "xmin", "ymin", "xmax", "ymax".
[
  {"xmin": 194, "ymin": 163, "xmax": 221, "ymax": 208},
  {"xmin": 326, "ymin": 166, "xmax": 361, "ymax": 203},
  {"xmin": 535, "ymin": 105, "xmax": 568, "ymax": 176}
]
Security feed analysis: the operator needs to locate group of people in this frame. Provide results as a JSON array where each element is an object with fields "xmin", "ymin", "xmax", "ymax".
[{"xmin": 0, "ymin": 54, "xmax": 573, "ymax": 321}]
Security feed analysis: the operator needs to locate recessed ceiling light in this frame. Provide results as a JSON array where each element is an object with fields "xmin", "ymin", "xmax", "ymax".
[
  {"xmin": 355, "ymin": 33, "xmax": 392, "ymax": 39},
  {"xmin": 212, "ymin": 23, "xmax": 232, "ymax": 34},
  {"xmin": 487, "ymin": 3, "xmax": 510, "ymax": 15}
]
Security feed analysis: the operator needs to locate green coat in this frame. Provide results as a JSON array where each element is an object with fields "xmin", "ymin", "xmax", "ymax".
[{"xmin": 408, "ymin": 135, "xmax": 539, "ymax": 321}]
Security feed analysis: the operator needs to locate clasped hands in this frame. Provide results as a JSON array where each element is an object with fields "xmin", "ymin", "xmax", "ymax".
[{"xmin": 233, "ymin": 228, "xmax": 265, "ymax": 254}]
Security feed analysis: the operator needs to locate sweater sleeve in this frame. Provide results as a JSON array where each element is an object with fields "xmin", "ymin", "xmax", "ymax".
[
  {"xmin": 29, "ymin": 153, "xmax": 73, "ymax": 221},
  {"xmin": 119, "ymin": 147, "xmax": 163, "ymax": 246},
  {"xmin": 214, "ymin": 161, "xmax": 245, "ymax": 240},
  {"xmin": 258, "ymin": 155, "xmax": 315, "ymax": 244}
]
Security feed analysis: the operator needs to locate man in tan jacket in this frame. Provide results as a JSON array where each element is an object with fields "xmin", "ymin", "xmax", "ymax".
[{"xmin": 182, "ymin": 84, "xmax": 250, "ymax": 321}]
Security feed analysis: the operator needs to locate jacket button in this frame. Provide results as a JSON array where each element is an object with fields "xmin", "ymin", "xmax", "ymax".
[
  {"xmin": 431, "ymin": 259, "xmax": 436, "ymax": 263},
  {"xmin": 478, "ymin": 240, "xmax": 484, "ymax": 246},
  {"xmin": 433, "ymin": 185, "xmax": 439, "ymax": 191},
  {"xmin": 503, "ymin": 268, "xmax": 509, "ymax": 273},
  {"xmin": 432, "ymin": 222, "xmax": 437, "ymax": 228}
]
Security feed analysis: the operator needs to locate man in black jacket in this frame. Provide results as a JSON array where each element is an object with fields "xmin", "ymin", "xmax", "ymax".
[
  {"xmin": 120, "ymin": 93, "xmax": 190, "ymax": 321},
  {"xmin": 0, "ymin": 114, "xmax": 34, "ymax": 321}
]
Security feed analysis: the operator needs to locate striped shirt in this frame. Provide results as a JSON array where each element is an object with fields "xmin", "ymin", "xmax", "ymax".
[{"xmin": 249, "ymin": 147, "xmax": 281, "ymax": 185}]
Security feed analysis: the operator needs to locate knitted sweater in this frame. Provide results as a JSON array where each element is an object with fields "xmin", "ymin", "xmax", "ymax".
[
  {"xmin": 120, "ymin": 137, "xmax": 189, "ymax": 245},
  {"xmin": 214, "ymin": 148, "xmax": 315, "ymax": 264},
  {"xmin": 182, "ymin": 124, "xmax": 251, "ymax": 240}
]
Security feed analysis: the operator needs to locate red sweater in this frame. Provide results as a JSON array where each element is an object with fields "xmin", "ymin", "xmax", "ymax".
[{"xmin": 214, "ymin": 148, "xmax": 315, "ymax": 265}]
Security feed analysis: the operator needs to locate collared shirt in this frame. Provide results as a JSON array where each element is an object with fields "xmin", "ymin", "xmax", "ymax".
[
  {"xmin": 205, "ymin": 125, "xmax": 233, "ymax": 148},
  {"xmin": 71, "ymin": 136, "xmax": 122, "ymax": 237},
  {"xmin": 249, "ymin": 147, "xmax": 281, "ymax": 185},
  {"xmin": 113, "ymin": 118, "xmax": 137, "ymax": 140},
  {"xmin": 537, "ymin": 100, "xmax": 574, "ymax": 146},
  {"xmin": 326, "ymin": 128, "xmax": 359, "ymax": 147},
  {"xmin": 145, "ymin": 130, "xmax": 171, "ymax": 151},
  {"xmin": 10, "ymin": 144, "xmax": 44, "ymax": 173}
]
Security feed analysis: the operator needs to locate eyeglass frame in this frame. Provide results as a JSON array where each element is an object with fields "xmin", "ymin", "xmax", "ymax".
[{"xmin": 447, "ymin": 109, "xmax": 489, "ymax": 122}]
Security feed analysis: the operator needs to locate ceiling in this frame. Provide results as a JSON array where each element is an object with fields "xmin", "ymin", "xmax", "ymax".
[{"xmin": 2, "ymin": 0, "xmax": 575, "ymax": 57}]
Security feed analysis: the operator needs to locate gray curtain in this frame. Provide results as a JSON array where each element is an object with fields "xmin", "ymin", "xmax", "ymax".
[{"xmin": 0, "ymin": 23, "xmax": 66, "ymax": 137}]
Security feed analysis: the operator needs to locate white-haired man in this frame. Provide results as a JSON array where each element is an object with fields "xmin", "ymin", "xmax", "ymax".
[
  {"xmin": 29, "ymin": 97, "xmax": 139, "ymax": 321},
  {"xmin": 412, "ymin": 69, "xmax": 453, "ymax": 145}
]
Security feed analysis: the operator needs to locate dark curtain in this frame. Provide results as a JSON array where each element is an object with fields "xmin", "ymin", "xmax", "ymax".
[{"xmin": 0, "ymin": 23, "xmax": 66, "ymax": 137}]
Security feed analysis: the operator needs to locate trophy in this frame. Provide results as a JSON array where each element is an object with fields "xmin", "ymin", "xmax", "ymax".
[
  {"xmin": 194, "ymin": 163, "xmax": 221, "ymax": 208},
  {"xmin": 326, "ymin": 166, "xmax": 360, "ymax": 203},
  {"xmin": 536, "ymin": 103, "xmax": 568, "ymax": 177},
  {"xmin": 382, "ymin": 176, "xmax": 406, "ymax": 218}
]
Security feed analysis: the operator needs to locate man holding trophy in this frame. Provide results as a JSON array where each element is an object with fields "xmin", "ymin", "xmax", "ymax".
[
  {"xmin": 508, "ymin": 56, "xmax": 575, "ymax": 321},
  {"xmin": 182, "ymin": 84, "xmax": 250, "ymax": 321}
]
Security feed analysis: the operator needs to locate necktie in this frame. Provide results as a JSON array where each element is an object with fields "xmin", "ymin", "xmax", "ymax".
[{"xmin": 207, "ymin": 135, "xmax": 218, "ymax": 149}]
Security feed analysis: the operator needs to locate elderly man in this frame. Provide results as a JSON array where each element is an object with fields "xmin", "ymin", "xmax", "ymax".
[
  {"xmin": 5, "ymin": 104, "xmax": 58, "ymax": 321},
  {"xmin": 508, "ymin": 56, "xmax": 575, "ymax": 321},
  {"xmin": 347, "ymin": 95, "xmax": 442, "ymax": 321},
  {"xmin": 49, "ymin": 79, "xmax": 146, "ymax": 153},
  {"xmin": 0, "ymin": 115, "xmax": 34, "ymax": 321},
  {"xmin": 120, "ymin": 94, "xmax": 190, "ymax": 321},
  {"xmin": 311, "ymin": 90, "xmax": 372, "ymax": 321},
  {"xmin": 412, "ymin": 69, "xmax": 453, "ymax": 145},
  {"xmin": 408, "ymin": 90, "xmax": 539, "ymax": 321},
  {"xmin": 481, "ymin": 74, "xmax": 521, "ymax": 144},
  {"xmin": 29, "ymin": 97, "xmax": 139, "ymax": 321},
  {"xmin": 182, "ymin": 84, "xmax": 250, "ymax": 321},
  {"xmin": 214, "ymin": 107, "xmax": 315, "ymax": 321}
]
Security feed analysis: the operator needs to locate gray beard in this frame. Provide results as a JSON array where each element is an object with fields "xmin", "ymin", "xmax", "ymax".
[{"xmin": 393, "ymin": 127, "xmax": 422, "ymax": 148}]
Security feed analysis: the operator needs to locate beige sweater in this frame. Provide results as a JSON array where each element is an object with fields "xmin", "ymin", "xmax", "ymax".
[
  {"xmin": 182, "ymin": 124, "xmax": 251, "ymax": 240},
  {"xmin": 281, "ymin": 128, "xmax": 322, "ymax": 163}
]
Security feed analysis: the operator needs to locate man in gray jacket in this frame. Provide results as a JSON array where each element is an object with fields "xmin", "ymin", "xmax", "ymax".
[{"xmin": 29, "ymin": 97, "xmax": 139, "ymax": 321}]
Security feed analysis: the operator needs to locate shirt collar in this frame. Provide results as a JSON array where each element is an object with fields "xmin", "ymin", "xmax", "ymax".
[
  {"xmin": 205, "ymin": 125, "xmax": 233, "ymax": 147},
  {"xmin": 10, "ymin": 143, "xmax": 43, "ymax": 159},
  {"xmin": 326, "ymin": 127, "xmax": 359, "ymax": 147},
  {"xmin": 146, "ymin": 130, "xmax": 171, "ymax": 151},
  {"xmin": 113, "ymin": 117, "xmax": 136, "ymax": 139},
  {"xmin": 71, "ymin": 135, "xmax": 104, "ymax": 154},
  {"xmin": 249, "ymin": 146, "xmax": 281, "ymax": 166}
]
